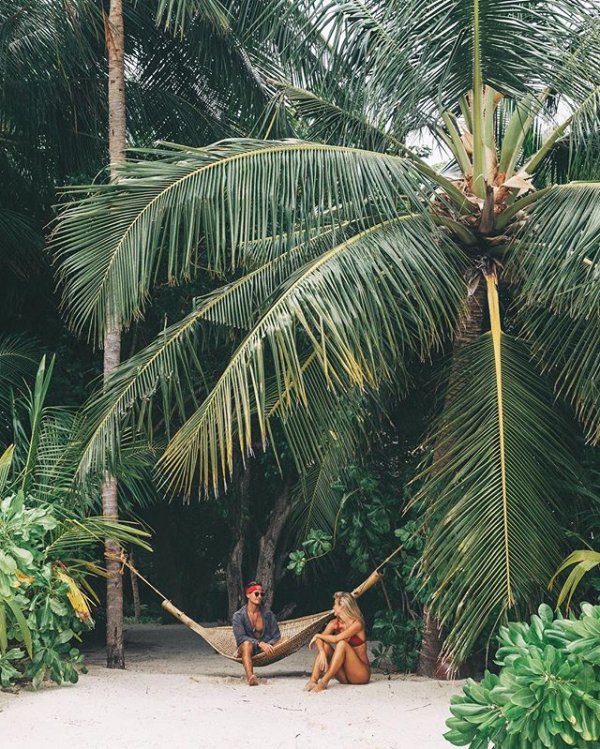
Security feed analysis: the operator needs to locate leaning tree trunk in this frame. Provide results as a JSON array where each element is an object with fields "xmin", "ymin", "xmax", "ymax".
[
  {"xmin": 129, "ymin": 549, "xmax": 141, "ymax": 623},
  {"xmin": 226, "ymin": 463, "xmax": 252, "ymax": 620},
  {"xmin": 418, "ymin": 276, "xmax": 485, "ymax": 679},
  {"xmin": 103, "ymin": 0, "xmax": 126, "ymax": 669},
  {"xmin": 255, "ymin": 482, "xmax": 292, "ymax": 610}
]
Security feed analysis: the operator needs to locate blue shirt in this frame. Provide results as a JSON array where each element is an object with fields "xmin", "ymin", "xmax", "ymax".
[{"xmin": 232, "ymin": 604, "xmax": 281, "ymax": 649}]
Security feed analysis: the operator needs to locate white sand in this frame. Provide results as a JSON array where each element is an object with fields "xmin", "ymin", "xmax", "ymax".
[{"xmin": 0, "ymin": 623, "xmax": 463, "ymax": 749}]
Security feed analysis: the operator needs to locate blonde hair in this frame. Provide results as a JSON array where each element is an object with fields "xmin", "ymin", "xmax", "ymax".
[{"xmin": 333, "ymin": 591, "xmax": 364, "ymax": 625}]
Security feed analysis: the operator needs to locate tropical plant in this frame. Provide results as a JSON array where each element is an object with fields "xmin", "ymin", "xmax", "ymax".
[
  {"xmin": 445, "ymin": 603, "xmax": 600, "ymax": 748},
  {"xmin": 51, "ymin": 0, "xmax": 600, "ymax": 667},
  {"xmin": 0, "ymin": 355, "xmax": 151, "ymax": 687}
]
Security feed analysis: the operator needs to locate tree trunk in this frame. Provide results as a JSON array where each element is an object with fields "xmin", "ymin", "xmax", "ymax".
[
  {"xmin": 103, "ymin": 0, "xmax": 126, "ymax": 669},
  {"xmin": 129, "ymin": 549, "xmax": 141, "ymax": 623},
  {"xmin": 418, "ymin": 276, "xmax": 485, "ymax": 679},
  {"xmin": 255, "ymin": 482, "xmax": 292, "ymax": 610},
  {"xmin": 226, "ymin": 464, "xmax": 252, "ymax": 620}
]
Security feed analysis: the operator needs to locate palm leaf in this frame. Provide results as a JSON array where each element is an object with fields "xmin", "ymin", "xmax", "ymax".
[
  {"xmin": 516, "ymin": 305, "xmax": 599, "ymax": 446},
  {"xmin": 158, "ymin": 216, "xmax": 466, "ymax": 494},
  {"xmin": 550, "ymin": 550, "xmax": 600, "ymax": 610},
  {"xmin": 52, "ymin": 139, "xmax": 434, "ymax": 343},
  {"xmin": 509, "ymin": 183, "xmax": 600, "ymax": 442},
  {"xmin": 72, "ymin": 222, "xmax": 351, "ymax": 481},
  {"xmin": 309, "ymin": 1, "xmax": 592, "ymax": 122},
  {"xmin": 156, "ymin": 0, "xmax": 230, "ymax": 34},
  {"xmin": 415, "ymin": 275, "xmax": 579, "ymax": 663},
  {"xmin": 0, "ymin": 335, "xmax": 38, "ymax": 417},
  {"xmin": 0, "ymin": 445, "xmax": 14, "ymax": 495}
]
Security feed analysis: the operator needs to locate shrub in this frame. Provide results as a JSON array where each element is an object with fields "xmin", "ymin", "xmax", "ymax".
[
  {"xmin": 445, "ymin": 604, "xmax": 600, "ymax": 748},
  {"xmin": 0, "ymin": 492, "xmax": 95, "ymax": 687}
]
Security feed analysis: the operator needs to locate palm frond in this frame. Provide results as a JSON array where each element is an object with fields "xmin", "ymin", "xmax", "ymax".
[
  {"xmin": 0, "ymin": 335, "xmax": 38, "ymax": 419},
  {"xmin": 52, "ymin": 139, "xmax": 434, "ymax": 344},
  {"xmin": 550, "ymin": 550, "xmax": 600, "ymax": 609},
  {"xmin": 158, "ymin": 216, "xmax": 466, "ymax": 494},
  {"xmin": 308, "ymin": 0, "xmax": 592, "ymax": 123},
  {"xmin": 516, "ymin": 305, "xmax": 599, "ymax": 446},
  {"xmin": 72, "ymin": 222, "xmax": 351, "ymax": 481},
  {"xmin": 510, "ymin": 183, "xmax": 600, "ymax": 319},
  {"xmin": 156, "ymin": 0, "xmax": 230, "ymax": 34},
  {"xmin": 278, "ymin": 358, "xmax": 368, "ymax": 537},
  {"xmin": 507, "ymin": 183, "xmax": 600, "ymax": 442},
  {"xmin": 269, "ymin": 82, "xmax": 406, "ymax": 153},
  {"xmin": 415, "ymin": 326, "xmax": 578, "ymax": 664}
]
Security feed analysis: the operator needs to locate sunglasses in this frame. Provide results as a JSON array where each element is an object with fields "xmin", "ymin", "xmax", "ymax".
[{"xmin": 252, "ymin": 591, "xmax": 264, "ymax": 597}]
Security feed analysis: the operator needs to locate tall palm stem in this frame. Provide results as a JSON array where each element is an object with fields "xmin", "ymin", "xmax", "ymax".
[{"xmin": 103, "ymin": 0, "xmax": 126, "ymax": 670}]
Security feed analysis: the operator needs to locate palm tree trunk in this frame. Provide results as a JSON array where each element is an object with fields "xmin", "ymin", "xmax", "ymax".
[
  {"xmin": 103, "ymin": 0, "xmax": 126, "ymax": 669},
  {"xmin": 418, "ymin": 277, "xmax": 485, "ymax": 679}
]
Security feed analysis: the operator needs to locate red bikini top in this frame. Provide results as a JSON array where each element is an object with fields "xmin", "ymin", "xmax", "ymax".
[{"xmin": 336, "ymin": 619, "xmax": 366, "ymax": 647}]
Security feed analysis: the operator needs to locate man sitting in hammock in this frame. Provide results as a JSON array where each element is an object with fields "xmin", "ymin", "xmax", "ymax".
[{"xmin": 232, "ymin": 580, "xmax": 283, "ymax": 685}]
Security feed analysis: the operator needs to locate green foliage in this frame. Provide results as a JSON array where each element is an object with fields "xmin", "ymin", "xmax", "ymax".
[
  {"xmin": 287, "ymin": 549, "xmax": 306, "ymax": 575},
  {"xmin": 0, "ymin": 492, "xmax": 91, "ymax": 688},
  {"xmin": 0, "ymin": 356, "xmax": 151, "ymax": 688},
  {"xmin": 371, "ymin": 610, "xmax": 422, "ymax": 673},
  {"xmin": 445, "ymin": 604, "xmax": 600, "ymax": 748},
  {"xmin": 289, "ymin": 456, "xmax": 429, "ymax": 672},
  {"xmin": 49, "ymin": 0, "xmax": 600, "ymax": 668}
]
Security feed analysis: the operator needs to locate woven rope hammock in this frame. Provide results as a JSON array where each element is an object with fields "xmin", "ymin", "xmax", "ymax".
[{"xmin": 115, "ymin": 548, "xmax": 400, "ymax": 668}]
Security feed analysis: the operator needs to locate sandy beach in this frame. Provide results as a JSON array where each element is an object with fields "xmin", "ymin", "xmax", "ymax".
[{"xmin": 0, "ymin": 623, "xmax": 462, "ymax": 749}]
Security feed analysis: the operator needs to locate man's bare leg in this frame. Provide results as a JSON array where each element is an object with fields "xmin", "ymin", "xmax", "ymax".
[{"xmin": 239, "ymin": 641, "xmax": 259, "ymax": 685}]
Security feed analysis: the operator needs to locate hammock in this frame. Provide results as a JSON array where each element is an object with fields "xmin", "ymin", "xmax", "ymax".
[
  {"xmin": 161, "ymin": 570, "xmax": 381, "ymax": 667},
  {"xmin": 116, "ymin": 549, "xmax": 400, "ymax": 667}
]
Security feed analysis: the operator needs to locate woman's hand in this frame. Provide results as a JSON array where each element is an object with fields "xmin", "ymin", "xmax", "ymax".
[{"xmin": 308, "ymin": 634, "xmax": 322, "ymax": 650}]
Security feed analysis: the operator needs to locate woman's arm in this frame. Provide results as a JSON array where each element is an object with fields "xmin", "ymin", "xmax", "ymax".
[
  {"xmin": 309, "ymin": 619, "xmax": 337, "ymax": 650},
  {"xmin": 316, "ymin": 619, "xmax": 362, "ymax": 644}
]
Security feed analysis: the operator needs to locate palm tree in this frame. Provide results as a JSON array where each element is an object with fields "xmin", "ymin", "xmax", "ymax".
[
  {"xmin": 52, "ymin": 1, "xmax": 600, "ymax": 668},
  {"xmin": 2, "ymin": 0, "xmax": 308, "ymax": 666}
]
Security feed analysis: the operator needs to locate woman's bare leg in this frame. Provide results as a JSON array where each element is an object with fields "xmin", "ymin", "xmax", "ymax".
[
  {"xmin": 240, "ymin": 641, "xmax": 259, "ymax": 685},
  {"xmin": 305, "ymin": 643, "xmax": 333, "ymax": 691},
  {"xmin": 313, "ymin": 642, "xmax": 369, "ymax": 692}
]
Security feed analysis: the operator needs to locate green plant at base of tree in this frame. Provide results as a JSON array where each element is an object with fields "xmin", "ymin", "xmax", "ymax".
[{"xmin": 445, "ymin": 604, "xmax": 600, "ymax": 748}]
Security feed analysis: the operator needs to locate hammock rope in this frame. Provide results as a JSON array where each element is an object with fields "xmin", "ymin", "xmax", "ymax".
[{"xmin": 107, "ymin": 544, "xmax": 403, "ymax": 668}]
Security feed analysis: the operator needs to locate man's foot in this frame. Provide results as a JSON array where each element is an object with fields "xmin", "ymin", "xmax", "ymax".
[
  {"xmin": 303, "ymin": 679, "xmax": 317, "ymax": 692},
  {"xmin": 312, "ymin": 682, "xmax": 327, "ymax": 693},
  {"xmin": 247, "ymin": 674, "xmax": 259, "ymax": 686}
]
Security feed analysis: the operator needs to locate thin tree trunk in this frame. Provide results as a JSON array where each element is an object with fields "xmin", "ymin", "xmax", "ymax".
[
  {"xmin": 103, "ymin": 0, "xmax": 126, "ymax": 669},
  {"xmin": 226, "ymin": 464, "xmax": 252, "ymax": 620},
  {"xmin": 129, "ymin": 549, "xmax": 141, "ymax": 623},
  {"xmin": 418, "ymin": 277, "xmax": 485, "ymax": 679},
  {"xmin": 255, "ymin": 482, "xmax": 292, "ymax": 610}
]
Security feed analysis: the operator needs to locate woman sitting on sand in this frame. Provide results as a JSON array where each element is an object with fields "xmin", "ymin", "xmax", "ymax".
[{"xmin": 305, "ymin": 591, "xmax": 370, "ymax": 692}]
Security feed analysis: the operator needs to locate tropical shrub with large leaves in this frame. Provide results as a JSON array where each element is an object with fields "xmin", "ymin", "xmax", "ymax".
[
  {"xmin": 446, "ymin": 604, "xmax": 600, "ymax": 748},
  {"xmin": 52, "ymin": 0, "xmax": 600, "ymax": 665}
]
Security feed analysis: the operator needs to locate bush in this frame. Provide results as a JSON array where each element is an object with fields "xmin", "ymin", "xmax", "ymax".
[
  {"xmin": 371, "ymin": 609, "xmax": 422, "ymax": 672},
  {"xmin": 0, "ymin": 492, "xmax": 94, "ymax": 687},
  {"xmin": 445, "ymin": 603, "xmax": 600, "ymax": 748}
]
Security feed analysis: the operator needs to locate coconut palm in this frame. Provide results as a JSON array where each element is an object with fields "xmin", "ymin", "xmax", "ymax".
[{"xmin": 52, "ymin": 1, "xmax": 600, "ymax": 665}]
